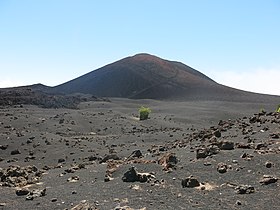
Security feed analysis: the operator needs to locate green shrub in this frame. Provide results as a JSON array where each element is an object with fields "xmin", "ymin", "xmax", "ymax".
[
  {"xmin": 139, "ymin": 106, "xmax": 151, "ymax": 120},
  {"xmin": 276, "ymin": 104, "xmax": 280, "ymax": 113}
]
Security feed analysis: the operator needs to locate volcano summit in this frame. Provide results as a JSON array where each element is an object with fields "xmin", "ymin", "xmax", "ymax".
[{"xmin": 52, "ymin": 54, "xmax": 278, "ymax": 102}]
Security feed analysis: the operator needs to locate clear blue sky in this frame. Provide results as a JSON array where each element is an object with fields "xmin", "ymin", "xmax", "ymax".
[{"xmin": 0, "ymin": 0, "xmax": 279, "ymax": 95}]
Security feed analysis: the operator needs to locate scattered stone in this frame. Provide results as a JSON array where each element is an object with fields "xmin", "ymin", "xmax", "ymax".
[
  {"xmin": 203, "ymin": 162, "xmax": 212, "ymax": 166},
  {"xmin": 240, "ymin": 153, "xmax": 253, "ymax": 160},
  {"xmin": 65, "ymin": 168, "xmax": 75, "ymax": 173},
  {"xmin": 58, "ymin": 158, "xmax": 66, "ymax": 163},
  {"xmin": 45, "ymin": 139, "xmax": 52, "ymax": 145},
  {"xmin": 25, "ymin": 188, "xmax": 46, "ymax": 200},
  {"xmin": 16, "ymin": 188, "xmax": 30, "ymax": 196},
  {"xmin": 67, "ymin": 175, "xmax": 80, "ymax": 183},
  {"xmin": 51, "ymin": 198, "xmax": 58, "ymax": 202},
  {"xmin": 71, "ymin": 200, "xmax": 97, "ymax": 210},
  {"xmin": 130, "ymin": 184, "xmax": 141, "ymax": 191},
  {"xmin": 26, "ymin": 139, "xmax": 33, "ymax": 144},
  {"xmin": 196, "ymin": 145, "xmax": 219, "ymax": 159},
  {"xmin": 16, "ymin": 130, "xmax": 23, "ymax": 137},
  {"xmin": 11, "ymin": 149, "xmax": 21, "ymax": 155},
  {"xmin": 128, "ymin": 150, "xmax": 143, "ymax": 159},
  {"xmin": 235, "ymin": 200, "xmax": 242, "ymax": 206},
  {"xmin": 213, "ymin": 130, "xmax": 221, "ymax": 138},
  {"xmin": 181, "ymin": 175, "xmax": 200, "ymax": 188},
  {"xmin": 217, "ymin": 140, "xmax": 234, "ymax": 150},
  {"xmin": 236, "ymin": 143, "xmax": 253, "ymax": 149},
  {"xmin": 0, "ymin": 145, "xmax": 8, "ymax": 150},
  {"xmin": 100, "ymin": 154, "xmax": 120, "ymax": 163},
  {"xmin": 161, "ymin": 144, "xmax": 171, "ymax": 151},
  {"xmin": 42, "ymin": 165, "xmax": 51, "ymax": 171},
  {"xmin": 259, "ymin": 175, "xmax": 278, "ymax": 185},
  {"xmin": 158, "ymin": 153, "xmax": 178, "ymax": 170},
  {"xmin": 249, "ymin": 116, "xmax": 258, "ymax": 123},
  {"xmin": 270, "ymin": 133, "xmax": 279, "ymax": 139},
  {"xmin": 78, "ymin": 163, "xmax": 86, "ymax": 169},
  {"xmin": 88, "ymin": 155, "xmax": 100, "ymax": 161},
  {"xmin": 255, "ymin": 143, "xmax": 268, "ymax": 150},
  {"xmin": 25, "ymin": 195, "xmax": 34, "ymax": 201},
  {"xmin": 122, "ymin": 167, "xmax": 155, "ymax": 183},
  {"xmin": 31, "ymin": 188, "xmax": 46, "ymax": 197},
  {"xmin": 200, "ymin": 185, "xmax": 206, "ymax": 190},
  {"xmin": 104, "ymin": 174, "xmax": 114, "ymax": 182},
  {"xmin": 265, "ymin": 161, "xmax": 273, "ymax": 168},
  {"xmin": 114, "ymin": 206, "xmax": 146, "ymax": 210},
  {"xmin": 217, "ymin": 162, "xmax": 228, "ymax": 173},
  {"xmin": 0, "ymin": 165, "xmax": 42, "ymax": 187},
  {"xmin": 235, "ymin": 185, "xmax": 255, "ymax": 194}
]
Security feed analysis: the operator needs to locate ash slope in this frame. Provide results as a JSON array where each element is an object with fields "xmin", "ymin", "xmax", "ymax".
[{"xmin": 52, "ymin": 53, "xmax": 280, "ymax": 102}]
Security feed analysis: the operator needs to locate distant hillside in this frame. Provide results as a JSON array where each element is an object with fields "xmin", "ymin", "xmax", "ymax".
[
  {"xmin": 51, "ymin": 53, "xmax": 279, "ymax": 103},
  {"xmin": 0, "ymin": 86, "xmax": 104, "ymax": 109},
  {"xmin": 0, "ymin": 83, "xmax": 51, "ymax": 92}
]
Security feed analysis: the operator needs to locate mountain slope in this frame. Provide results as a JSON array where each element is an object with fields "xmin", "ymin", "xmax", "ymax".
[{"xmin": 52, "ymin": 53, "xmax": 280, "ymax": 102}]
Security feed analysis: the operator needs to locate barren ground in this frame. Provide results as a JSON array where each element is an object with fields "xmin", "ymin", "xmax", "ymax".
[{"xmin": 0, "ymin": 98, "xmax": 279, "ymax": 210}]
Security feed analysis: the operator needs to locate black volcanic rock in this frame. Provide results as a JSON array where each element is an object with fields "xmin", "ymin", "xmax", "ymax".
[
  {"xmin": 181, "ymin": 176, "xmax": 200, "ymax": 188},
  {"xmin": 51, "ymin": 53, "xmax": 280, "ymax": 102}
]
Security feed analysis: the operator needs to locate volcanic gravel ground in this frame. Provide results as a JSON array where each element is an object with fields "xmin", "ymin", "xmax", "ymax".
[{"xmin": 0, "ymin": 98, "xmax": 279, "ymax": 210}]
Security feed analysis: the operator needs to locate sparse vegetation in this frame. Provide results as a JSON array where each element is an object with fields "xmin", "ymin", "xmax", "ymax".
[
  {"xmin": 139, "ymin": 106, "xmax": 151, "ymax": 120},
  {"xmin": 276, "ymin": 104, "xmax": 280, "ymax": 113}
]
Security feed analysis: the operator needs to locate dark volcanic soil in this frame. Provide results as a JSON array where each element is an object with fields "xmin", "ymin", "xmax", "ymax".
[
  {"xmin": 52, "ymin": 54, "xmax": 280, "ymax": 103},
  {"xmin": 0, "ymin": 87, "xmax": 105, "ymax": 109},
  {"xmin": 0, "ymin": 98, "xmax": 279, "ymax": 210}
]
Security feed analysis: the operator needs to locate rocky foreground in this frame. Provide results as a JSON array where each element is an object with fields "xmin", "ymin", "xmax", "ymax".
[{"xmin": 0, "ymin": 99, "xmax": 279, "ymax": 209}]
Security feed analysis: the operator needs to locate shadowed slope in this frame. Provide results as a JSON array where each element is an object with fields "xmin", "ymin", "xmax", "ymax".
[{"xmin": 52, "ymin": 53, "xmax": 280, "ymax": 102}]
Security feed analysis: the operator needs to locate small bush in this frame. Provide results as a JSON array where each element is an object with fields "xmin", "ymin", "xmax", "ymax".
[
  {"xmin": 139, "ymin": 106, "xmax": 151, "ymax": 120},
  {"xmin": 276, "ymin": 104, "xmax": 280, "ymax": 113}
]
